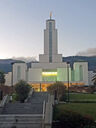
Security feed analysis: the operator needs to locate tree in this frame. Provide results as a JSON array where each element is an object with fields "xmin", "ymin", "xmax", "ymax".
[
  {"xmin": 0, "ymin": 71, "xmax": 5, "ymax": 86},
  {"xmin": 15, "ymin": 80, "xmax": 31, "ymax": 103},
  {"xmin": 47, "ymin": 82, "xmax": 66, "ymax": 101}
]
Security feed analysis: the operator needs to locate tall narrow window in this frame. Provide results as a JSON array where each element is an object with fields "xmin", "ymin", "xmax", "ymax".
[
  {"xmin": 17, "ymin": 66, "xmax": 21, "ymax": 81},
  {"xmin": 49, "ymin": 22, "xmax": 52, "ymax": 62},
  {"xmin": 79, "ymin": 65, "xmax": 83, "ymax": 81}
]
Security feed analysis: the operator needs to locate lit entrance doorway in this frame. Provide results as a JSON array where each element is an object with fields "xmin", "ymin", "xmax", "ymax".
[{"xmin": 29, "ymin": 83, "xmax": 53, "ymax": 92}]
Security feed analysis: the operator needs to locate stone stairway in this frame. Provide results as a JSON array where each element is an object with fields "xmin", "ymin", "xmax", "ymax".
[
  {"xmin": 2, "ymin": 102, "xmax": 43, "ymax": 114},
  {"xmin": 28, "ymin": 92, "xmax": 48, "ymax": 103},
  {"xmin": 0, "ymin": 92, "xmax": 49, "ymax": 128},
  {"xmin": 2, "ymin": 92, "xmax": 48, "ymax": 115}
]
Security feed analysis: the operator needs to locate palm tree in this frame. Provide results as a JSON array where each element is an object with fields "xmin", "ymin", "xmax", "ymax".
[
  {"xmin": 0, "ymin": 71, "xmax": 5, "ymax": 86},
  {"xmin": 92, "ymin": 74, "xmax": 96, "ymax": 86}
]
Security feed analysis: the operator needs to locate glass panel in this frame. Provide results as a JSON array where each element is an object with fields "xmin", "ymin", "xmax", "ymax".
[{"xmin": 42, "ymin": 69, "xmax": 57, "ymax": 82}]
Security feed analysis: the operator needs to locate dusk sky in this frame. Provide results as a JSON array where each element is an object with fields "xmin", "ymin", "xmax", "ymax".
[{"xmin": 0, "ymin": 0, "xmax": 96, "ymax": 59}]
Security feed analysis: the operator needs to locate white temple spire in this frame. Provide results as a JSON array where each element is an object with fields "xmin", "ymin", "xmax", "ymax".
[{"xmin": 50, "ymin": 12, "xmax": 52, "ymax": 19}]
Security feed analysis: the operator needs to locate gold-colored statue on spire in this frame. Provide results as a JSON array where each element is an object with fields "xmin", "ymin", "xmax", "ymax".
[{"xmin": 50, "ymin": 12, "xmax": 52, "ymax": 19}]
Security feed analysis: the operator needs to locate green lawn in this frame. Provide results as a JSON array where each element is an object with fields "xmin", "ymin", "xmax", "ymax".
[
  {"xmin": 69, "ymin": 93, "xmax": 96, "ymax": 101},
  {"xmin": 55, "ymin": 103, "xmax": 96, "ymax": 120}
]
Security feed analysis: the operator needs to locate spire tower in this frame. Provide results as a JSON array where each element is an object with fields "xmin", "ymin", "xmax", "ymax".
[
  {"xmin": 39, "ymin": 14, "xmax": 62, "ymax": 63},
  {"xmin": 50, "ymin": 12, "xmax": 52, "ymax": 19}
]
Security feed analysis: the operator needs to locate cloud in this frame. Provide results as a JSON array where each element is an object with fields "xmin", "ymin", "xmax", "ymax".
[
  {"xmin": 76, "ymin": 48, "xmax": 96, "ymax": 56},
  {"xmin": 12, "ymin": 56, "xmax": 37, "ymax": 62}
]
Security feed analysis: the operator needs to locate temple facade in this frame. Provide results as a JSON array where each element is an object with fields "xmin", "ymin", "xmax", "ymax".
[{"xmin": 5, "ymin": 15, "xmax": 88, "ymax": 91}]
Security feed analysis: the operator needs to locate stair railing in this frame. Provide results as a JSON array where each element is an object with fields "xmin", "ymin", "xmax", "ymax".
[
  {"xmin": 25, "ymin": 88, "xmax": 34, "ymax": 102},
  {"xmin": 42, "ymin": 100, "xmax": 46, "ymax": 120},
  {"xmin": 42, "ymin": 100, "xmax": 46, "ymax": 128},
  {"xmin": 0, "ymin": 95, "xmax": 9, "ymax": 107}
]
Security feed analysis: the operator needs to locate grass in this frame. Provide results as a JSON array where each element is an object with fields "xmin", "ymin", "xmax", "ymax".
[
  {"xmin": 54, "ymin": 103, "xmax": 96, "ymax": 120},
  {"xmin": 69, "ymin": 93, "xmax": 96, "ymax": 101}
]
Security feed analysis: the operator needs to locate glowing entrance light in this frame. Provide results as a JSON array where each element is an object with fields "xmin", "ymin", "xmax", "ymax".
[{"xmin": 42, "ymin": 72, "xmax": 57, "ymax": 76}]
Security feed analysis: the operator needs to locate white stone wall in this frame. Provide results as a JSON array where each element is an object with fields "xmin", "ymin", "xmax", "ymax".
[
  {"xmin": 13, "ymin": 63, "xmax": 27, "ymax": 85},
  {"xmin": 52, "ymin": 54, "xmax": 62, "ymax": 63},
  {"xmin": 39, "ymin": 54, "xmax": 49, "ymax": 63},
  {"xmin": 5, "ymin": 72, "xmax": 12, "ymax": 86},
  {"xmin": 44, "ymin": 29, "xmax": 49, "ymax": 55},
  {"xmin": 28, "ymin": 68, "xmax": 42, "ymax": 82},
  {"xmin": 5, "ymin": 61, "xmax": 89, "ymax": 86},
  {"xmin": 32, "ymin": 62, "xmax": 67, "ymax": 69}
]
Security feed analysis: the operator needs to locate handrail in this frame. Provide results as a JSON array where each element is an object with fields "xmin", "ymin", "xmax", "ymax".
[
  {"xmin": 25, "ymin": 88, "xmax": 34, "ymax": 102},
  {"xmin": 42, "ymin": 100, "xmax": 46, "ymax": 120},
  {"xmin": 0, "ymin": 95, "xmax": 9, "ymax": 107}
]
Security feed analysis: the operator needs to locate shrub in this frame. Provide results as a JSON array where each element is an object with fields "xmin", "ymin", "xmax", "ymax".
[
  {"xmin": 15, "ymin": 80, "xmax": 31, "ymax": 103},
  {"xmin": 12, "ymin": 93, "xmax": 19, "ymax": 102},
  {"xmin": 59, "ymin": 111, "xmax": 95, "ymax": 128},
  {"xmin": 53, "ymin": 106, "xmax": 96, "ymax": 128},
  {"xmin": 47, "ymin": 82, "xmax": 66, "ymax": 101}
]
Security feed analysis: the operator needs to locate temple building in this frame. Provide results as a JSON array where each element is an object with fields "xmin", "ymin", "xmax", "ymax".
[{"xmin": 5, "ymin": 15, "xmax": 88, "ymax": 91}]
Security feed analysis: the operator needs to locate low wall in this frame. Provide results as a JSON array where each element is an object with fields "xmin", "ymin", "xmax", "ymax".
[{"xmin": 44, "ymin": 95, "xmax": 54, "ymax": 128}]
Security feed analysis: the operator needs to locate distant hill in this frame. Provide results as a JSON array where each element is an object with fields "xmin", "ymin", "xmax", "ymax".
[
  {"xmin": 0, "ymin": 56, "xmax": 96, "ymax": 73},
  {"xmin": 63, "ymin": 56, "xmax": 96, "ymax": 72},
  {"xmin": 0, "ymin": 59, "xmax": 25, "ymax": 73}
]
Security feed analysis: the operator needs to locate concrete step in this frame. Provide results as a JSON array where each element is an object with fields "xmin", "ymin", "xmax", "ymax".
[
  {"xmin": 0, "ymin": 115, "xmax": 42, "ymax": 120},
  {"xmin": 0, "ymin": 115, "xmax": 43, "ymax": 128},
  {"xmin": 2, "ymin": 103, "xmax": 43, "ymax": 114},
  {"xmin": 28, "ymin": 92, "xmax": 48, "ymax": 103},
  {"xmin": 0, "ymin": 118, "xmax": 42, "ymax": 122},
  {"xmin": 0, "ymin": 115, "xmax": 42, "ymax": 119},
  {"xmin": 0, "ymin": 123, "xmax": 42, "ymax": 128}
]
